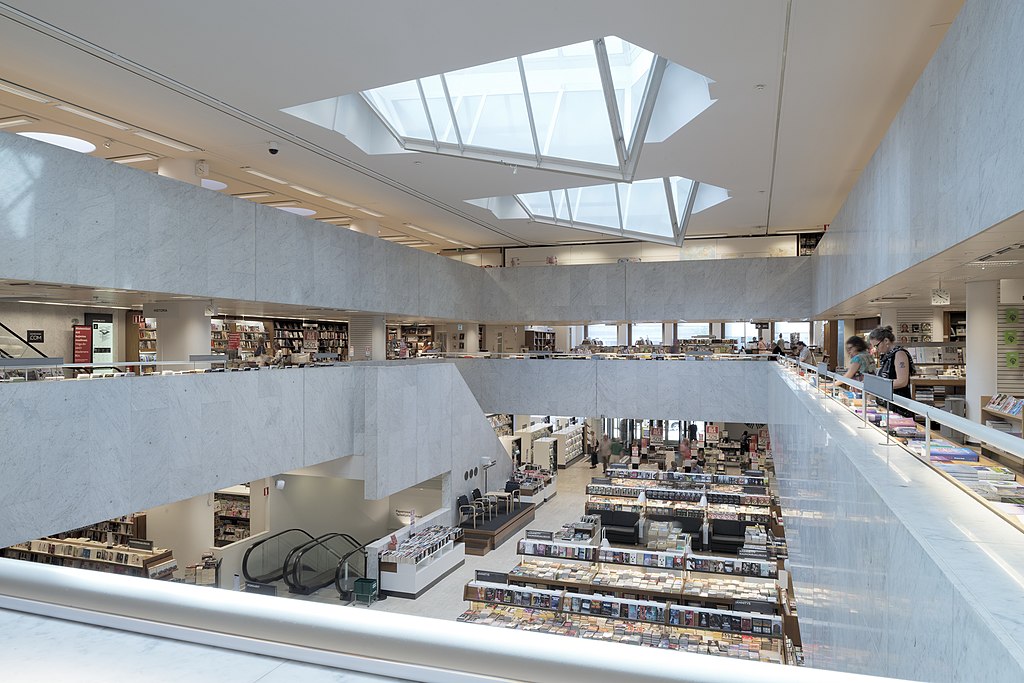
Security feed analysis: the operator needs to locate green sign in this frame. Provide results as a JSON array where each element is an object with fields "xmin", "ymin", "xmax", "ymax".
[
  {"xmin": 1007, "ymin": 308, "xmax": 1020, "ymax": 324},
  {"xmin": 1008, "ymin": 352, "xmax": 1021, "ymax": 369},
  {"xmin": 1006, "ymin": 330, "xmax": 1019, "ymax": 346}
]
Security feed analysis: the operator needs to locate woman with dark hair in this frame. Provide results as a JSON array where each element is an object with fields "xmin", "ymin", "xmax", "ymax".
[
  {"xmin": 843, "ymin": 335, "xmax": 875, "ymax": 381},
  {"xmin": 868, "ymin": 325, "xmax": 914, "ymax": 403}
]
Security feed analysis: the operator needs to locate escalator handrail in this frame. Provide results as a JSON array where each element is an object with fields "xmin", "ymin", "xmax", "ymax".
[
  {"xmin": 334, "ymin": 542, "xmax": 371, "ymax": 596},
  {"xmin": 0, "ymin": 321, "xmax": 47, "ymax": 358},
  {"xmin": 284, "ymin": 532, "xmax": 364, "ymax": 593},
  {"xmin": 241, "ymin": 528, "xmax": 315, "ymax": 583}
]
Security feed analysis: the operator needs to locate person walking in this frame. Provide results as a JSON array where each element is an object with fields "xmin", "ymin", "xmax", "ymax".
[{"xmin": 597, "ymin": 435, "xmax": 612, "ymax": 471}]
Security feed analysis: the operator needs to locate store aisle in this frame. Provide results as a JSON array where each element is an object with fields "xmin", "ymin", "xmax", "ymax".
[{"xmin": 288, "ymin": 458, "xmax": 596, "ymax": 619}]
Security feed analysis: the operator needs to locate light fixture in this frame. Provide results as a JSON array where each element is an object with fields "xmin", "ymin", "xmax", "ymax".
[
  {"xmin": 0, "ymin": 115, "xmax": 38, "ymax": 129},
  {"xmin": 110, "ymin": 153, "xmax": 159, "ymax": 164},
  {"xmin": 320, "ymin": 217, "xmax": 353, "ymax": 224},
  {"xmin": 359, "ymin": 208, "xmax": 385, "ymax": 218},
  {"xmin": 0, "ymin": 80, "xmax": 50, "ymax": 103},
  {"xmin": 54, "ymin": 104, "xmax": 132, "ymax": 130},
  {"xmin": 133, "ymin": 129, "xmax": 200, "ymax": 152},
  {"xmin": 233, "ymin": 191, "xmax": 273, "ymax": 199},
  {"xmin": 265, "ymin": 200, "xmax": 299, "ymax": 207},
  {"xmin": 290, "ymin": 184, "xmax": 325, "ymax": 197},
  {"xmin": 404, "ymin": 223, "xmax": 426, "ymax": 232},
  {"xmin": 696, "ymin": 234, "xmax": 728, "ymax": 239},
  {"xmin": 243, "ymin": 168, "xmax": 288, "ymax": 184},
  {"xmin": 18, "ymin": 300, "xmax": 132, "ymax": 310},
  {"xmin": 201, "ymin": 178, "xmax": 228, "ymax": 191},
  {"xmin": 17, "ymin": 132, "xmax": 96, "ymax": 153},
  {"xmin": 277, "ymin": 207, "xmax": 316, "ymax": 216},
  {"xmin": 326, "ymin": 197, "xmax": 358, "ymax": 208}
]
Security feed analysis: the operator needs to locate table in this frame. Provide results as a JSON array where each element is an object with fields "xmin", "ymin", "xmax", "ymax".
[{"xmin": 486, "ymin": 490, "xmax": 514, "ymax": 514}]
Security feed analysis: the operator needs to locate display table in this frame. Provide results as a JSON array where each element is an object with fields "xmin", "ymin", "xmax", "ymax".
[
  {"xmin": 486, "ymin": 490, "xmax": 515, "ymax": 514},
  {"xmin": 379, "ymin": 538, "xmax": 465, "ymax": 599}
]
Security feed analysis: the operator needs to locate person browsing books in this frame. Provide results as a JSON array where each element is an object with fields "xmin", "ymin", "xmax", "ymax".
[
  {"xmin": 843, "ymin": 335, "xmax": 875, "ymax": 382},
  {"xmin": 869, "ymin": 325, "xmax": 916, "ymax": 416}
]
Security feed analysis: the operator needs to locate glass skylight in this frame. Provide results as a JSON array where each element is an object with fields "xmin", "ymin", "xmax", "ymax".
[
  {"xmin": 283, "ymin": 37, "xmax": 715, "ymax": 182},
  {"xmin": 467, "ymin": 177, "xmax": 729, "ymax": 246}
]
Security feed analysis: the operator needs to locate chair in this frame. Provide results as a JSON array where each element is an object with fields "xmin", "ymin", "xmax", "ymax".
[
  {"xmin": 676, "ymin": 516, "xmax": 705, "ymax": 551},
  {"xmin": 473, "ymin": 488, "xmax": 498, "ymax": 519},
  {"xmin": 457, "ymin": 495, "xmax": 484, "ymax": 528},
  {"xmin": 504, "ymin": 480, "xmax": 522, "ymax": 510},
  {"xmin": 353, "ymin": 577, "xmax": 378, "ymax": 606},
  {"xmin": 709, "ymin": 520, "xmax": 749, "ymax": 554}
]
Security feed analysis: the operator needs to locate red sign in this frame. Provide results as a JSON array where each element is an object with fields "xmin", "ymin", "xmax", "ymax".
[
  {"xmin": 749, "ymin": 435, "xmax": 758, "ymax": 452},
  {"xmin": 228, "ymin": 332, "xmax": 241, "ymax": 350},
  {"xmin": 706, "ymin": 425, "xmax": 720, "ymax": 443},
  {"xmin": 73, "ymin": 325, "xmax": 92, "ymax": 363}
]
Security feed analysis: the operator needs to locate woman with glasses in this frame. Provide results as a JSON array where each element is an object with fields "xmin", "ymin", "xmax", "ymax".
[{"xmin": 868, "ymin": 326, "xmax": 915, "ymax": 413}]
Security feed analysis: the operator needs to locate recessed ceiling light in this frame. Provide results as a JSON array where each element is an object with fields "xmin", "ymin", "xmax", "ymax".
[
  {"xmin": 277, "ymin": 207, "xmax": 316, "ymax": 216},
  {"xmin": 265, "ymin": 200, "xmax": 299, "ymax": 207},
  {"xmin": 359, "ymin": 208, "xmax": 385, "ymax": 218},
  {"xmin": 290, "ymin": 184, "xmax": 325, "ymax": 197},
  {"xmin": 233, "ymin": 191, "xmax": 273, "ymax": 199},
  {"xmin": 320, "ymin": 217, "xmax": 353, "ymax": 224},
  {"xmin": 17, "ymin": 132, "xmax": 96, "ymax": 153},
  {"xmin": 54, "ymin": 104, "xmax": 132, "ymax": 130},
  {"xmin": 243, "ymin": 168, "xmax": 288, "ymax": 184},
  {"xmin": 0, "ymin": 115, "xmax": 38, "ymax": 129},
  {"xmin": 695, "ymin": 234, "xmax": 727, "ymax": 239},
  {"xmin": 110, "ymin": 153, "xmax": 159, "ymax": 164},
  {"xmin": 326, "ymin": 197, "xmax": 358, "ymax": 208},
  {"xmin": 404, "ymin": 223, "xmax": 426, "ymax": 232},
  {"xmin": 133, "ymin": 130, "xmax": 200, "ymax": 152},
  {"xmin": 201, "ymin": 178, "xmax": 228, "ymax": 191},
  {"xmin": 0, "ymin": 80, "xmax": 50, "ymax": 103}
]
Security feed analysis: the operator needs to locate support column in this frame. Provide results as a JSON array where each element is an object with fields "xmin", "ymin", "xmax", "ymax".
[
  {"xmin": 662, "ymin": 323, "xmax": 675, "ymax": 347},
  {"xmin": 931, "ymin": 308, "xmax": 945, "ymax": 342},
  {"xmin": 966, "ymin": 280, "xmax": 999, "ymax": 423},
  {"xmin": 879, "ymin": 309, "xmax": 897, "ymax": 333},
  {"xmin": 553, "ymin": 326, "xmax": 569, "ymax": 354},
  {"xmin": 348, "ymin": 313, "xmax": 386, "ymax": 361},
  {"xmin": 145, "ymin": 300, "xmax": 212, "ymax": 363},
  {"xmin": 157, "ymin": 158, "xmax": 202, "ymax": 186},
  {"xmin": 617, "ymin": 323, "xmax": 630, "ymax": 346}
]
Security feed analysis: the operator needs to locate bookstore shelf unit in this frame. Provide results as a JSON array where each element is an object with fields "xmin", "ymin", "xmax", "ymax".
[
  {"xmin": 51, "ymin": 514, "xmax": 146, "ymax": 547},
  {"xmin": 515, "ymin": 466, "xmax": 557, "ymax": 504},
  {"xmin": 214, "ymin": 489, "xmax": 251, "ymax": 547},
  {"xmin": 552, "ymin": 423, "xmax": 585, "ymax": 469},
  {"xmin": 981, "ymin": 395, "xmax": 1024, "ymax": 467},
  {"xmin": 525, "ymin": 327, "xmax": 555, "ymax": 352},
  {"xmin": 3, "ymin": 537, "xmax": 176, "ymax": 580},
  {"xmin": 487, "ymin": 414, "xmax": 514, "ymax": 437},
  {"xmin": 212, "ymin": 319, "xmax": 268, "ymax": 358},
  {"xmin": 400, "ymin": 325, "xmax": 435, "ymax": 357},
  {"xmin": 586, "ymin": 476, "xmax": 774, "ymax": 526},
  {"xmin": 378, "ymin": 525, "xmax": 466, "ymax": 598}
]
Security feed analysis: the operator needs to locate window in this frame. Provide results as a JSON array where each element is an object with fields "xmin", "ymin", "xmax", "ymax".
[
  {"xmin": 725, "ymin": 322, "xmax": 757, "ymax": 344},
  {"xmin": 776, "ymin": 322, "xmax": 812, "ymax": 345},
  {"xmin": 676, "ymin": 322, "xmax": 710, "ymax": 338},
  {"xmin": 632, "ymin": 323, "xmax": 663, "ymax": 345},
  {"xmin": 283, "ymin": 36, "xmax": 715, "ymax": 185},
  {"xmin": 586, "ymin": 324, "xmax": 619, "ymax": 346},
  {"xmin": 668, "ymin": 420, "xmax": 681, "ymax": 441}
]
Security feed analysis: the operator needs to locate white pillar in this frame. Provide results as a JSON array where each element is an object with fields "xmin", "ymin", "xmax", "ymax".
[
  {"xmin": 617, "ymin": 323, "xmax": 630, "ymax": 346},
  {"xmin": 146, "ymin": 300, "xmax": 211, "ymax": 363},
  {"xmin": 463, "ymin": 324, "xmax": 480, "ymax": 353},
  {"xmin": 348, "ymin": 313, "xmax": 386, "ymax": 361},
  {"xmin": 966, "ymin": 280, "xmax": 999, "ymax": 423},
  {"xmin": 157, "ymin": 158, "xmax": 201, "ymax": 186},
  {"xmin": 931, "ymin": 308, "xmax": 945, "ymax": 342},
  {"xmin": 662, "ymin": 323, "xmax": 675, "ymax": 346},
  {"xmin": 879, "ymin": 309, "xmax": 897, "ymax": 333},
  {"xmin": 553, "ymin": 326, "xmax": 569, "ymax": 354}
]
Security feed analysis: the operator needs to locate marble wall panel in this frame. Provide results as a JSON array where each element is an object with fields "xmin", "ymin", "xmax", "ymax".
[
  {"xmin": 814, "ymin": 0, "xmax": 1024, "ymax": 314},
  {"xmin": 254, "ymin": 207, "xmax": 317, "ymax": 306},
  {"xmin": 768, "ymin": 363, "xmax": 1024, "ymax": 680},
  {"xmin": 302, "ymin": 366, "xmax": 362, "ymax": 465}
]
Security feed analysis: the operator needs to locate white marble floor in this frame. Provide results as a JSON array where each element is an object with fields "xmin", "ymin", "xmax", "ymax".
[{"xmin": 290, "ymin": 457, "xmax": 597, "ymax": 620}]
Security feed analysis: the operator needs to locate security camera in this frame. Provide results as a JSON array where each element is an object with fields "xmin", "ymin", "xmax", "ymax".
[{"xmin": 268, "ymin": 141, "xmax": 280, "ymax": 155}]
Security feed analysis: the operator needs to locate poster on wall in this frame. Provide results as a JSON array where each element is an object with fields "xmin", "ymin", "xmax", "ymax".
[
  {"xmin": 1007, "ymin": 308, "xmax": 1020, "ymax": 324},
  {"xmin": 749, "ymin": 435, "xmax": 758, "ymax": 452},
  {"xmin": 228, "ymin": 332, "xmax": 241, "ymax": 350},
  {"xmin": 706, "ymin": 425, "xmax": 721, "ymax": 443},
  {"xmin": 302, "ymin": 324, "xmax": 319, "ymax": 353},
  {"xmin": 1005, "ymin": 330, "xmax": 1019, "ymax": 346},
  {"xmin": 73, "ymin": 325, "xmax": 92, "ymax": 364},
  {"xmin": 1008, "ymin": 352, "xmax": 1021, "ymax": 369},
  {"xmin": 758, "ymin": 427, "xmax": 770, "ymax": 449},
  {"xmin": 650, "ymin": 426, "xmax": 664, "ymax": 445},
  {"xmin": 91, "ymin": 322, "xmax": 113, "ymax": 364}
]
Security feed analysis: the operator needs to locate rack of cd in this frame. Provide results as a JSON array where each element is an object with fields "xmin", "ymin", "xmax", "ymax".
[
  {"xmin": 585, "ymin": 479, "xmax": 772, "ymax": 524},
  {"xmin": 461, "ymin": 536, "xmax": 785, "ymax": 661}
]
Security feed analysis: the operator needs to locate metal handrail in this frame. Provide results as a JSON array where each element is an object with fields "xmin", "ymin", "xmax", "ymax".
[
  {"xmin": 284, "ymin": 532, "xmax": 364, "ymax": 594},
  {"xmin": 241, "ymin": 528, "xmax": 315, "ymax": 584}
]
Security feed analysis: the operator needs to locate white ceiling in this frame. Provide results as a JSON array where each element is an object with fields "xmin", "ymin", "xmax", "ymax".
[{"xmin": 0, "ymin": 0, "xmax": 963, "ymax": 251}]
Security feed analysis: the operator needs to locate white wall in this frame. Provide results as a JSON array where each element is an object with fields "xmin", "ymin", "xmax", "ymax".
[
  {"xmin": 269, "ymin": 474, "xmax": 389, "ymax": 543},
  {"xmin": 144, "ymin": 494, "xmax": 214, "ymax": 568},
  {"xmin": 0, "ymin": 302, "xmax": 125, "ymax": 361},
  {"xmin": 386, "ymin": 479, "xmax": 443, "ymax": 532}
]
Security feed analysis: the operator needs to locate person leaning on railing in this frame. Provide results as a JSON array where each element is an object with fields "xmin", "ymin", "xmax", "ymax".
[
  {"xmin": 843, "ymin": 335, "xmax": 875, "ymax": 382},
  {"xmin": 869, "ymin": 325, "xmax": 916, "ymax": 417}
]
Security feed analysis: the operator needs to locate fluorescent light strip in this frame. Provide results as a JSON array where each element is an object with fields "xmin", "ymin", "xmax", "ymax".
[
  {"xmin": 111, "ymin": 154, "xmax": 159, "ymax": 164},
  {"xmin": 326, "ymin": 197, "xmax": 358, "ymax": 208},
  {"xmin": 0, "ymin": 80, "xmax": 50, "ymax": 103},
  {"xmin": 55, "ymin": 104, "xmax": 132, "ymax": 130},
  {"xmin": 0, "ymin": 115, "xmax": 38, "ymax": 129},
  {"xmin": 133, "ymin": 129, "xmax": 200, "ymax": 152},
  {"xmin": 18, "ymin": 300, "xmax": 132, "ymax": 310},
  {"xmin": 265, "ymin": 200, "xmax": 299, "ymax": 207},
  {"xmin": 233, "ymin": 191, "xmax": 273, "ymax": 199},
  {"xmin": 290, "ymin": 184, "xmax": 325, "ymax": 198},
  {"xmin": 243, "ymin": 168, "xmax": 288, "ymax": 184},
  {"xmin": 359, "ymin": 208, "xmax": 385, "ymax": 218},
  {"xmin": 320, "ymin": 217, "xmax": 353, "ymax": 224}
]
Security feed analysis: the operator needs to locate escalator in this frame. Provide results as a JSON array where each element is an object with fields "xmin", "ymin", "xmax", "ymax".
[
  {"xmin": 283, "ymin": 532, "xmax": 365, "ymax": 595},
  {"xmin": 241, "ymin": 528, "xmax": 316, "ymax": 584},
  {"xmin": 334, "ymin": 543, "xmax": 370, "ymax": 602}
]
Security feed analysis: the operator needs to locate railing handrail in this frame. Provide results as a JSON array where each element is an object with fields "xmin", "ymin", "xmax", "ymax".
[
  {"xmin": 777, "ymin": 356, "xmax": 1023, "ymax": 460},
  {"xmin": 0, "ymin": 558, "xmax": 909, "ymax": 682},
  {"xmin": 241, "ymin": 528, "xmax": 315, "ymax": 583}
]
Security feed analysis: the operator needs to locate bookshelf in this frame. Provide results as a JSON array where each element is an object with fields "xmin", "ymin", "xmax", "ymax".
[
  {"xmin": 3, "ymin": 537, "xmax": 176, "ymax": 580},
  {"xmin": 214, "ymin": 490, "xmax": 251, "ymax": 547},
  {"xmin": 525, "ymin": 328, "xmax": 555, "ymax": 352},
  {"xmin": 487, "ymin": 414, "xmax": 513, "ymax": 437},
  {"xmin": 52, "ymin": 514, "xmax": 146, "ymax": 547},
  {"xmin": 317, "ymin": 322, "xmax": 348, "ymax": 360},
  {"xmin": 212, "ymin": 319, "xmax": 268, "ymax": 358},
  {"xmin": 399, "ymin": 325, "xmax": 435, "ymax": 357},
  {"xmin": 945, "ymin": 311, "xmax": 967, "ymax": 343},
  {"xmin": 378, "ymin": 525, "xmax": 466, "ymax": 598},
  {"xmin": 552, "ymin": 423, "xmax": 585, "ymax": 468}
]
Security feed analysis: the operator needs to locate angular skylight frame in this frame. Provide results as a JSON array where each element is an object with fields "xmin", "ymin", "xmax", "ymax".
[
  {"xmin": 467, "ymin": 177, "xmax": 729, "ymax": 247},
  {"xmin": 284, "ymin": 37, "xmax": 715, "ymax": 183}
]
